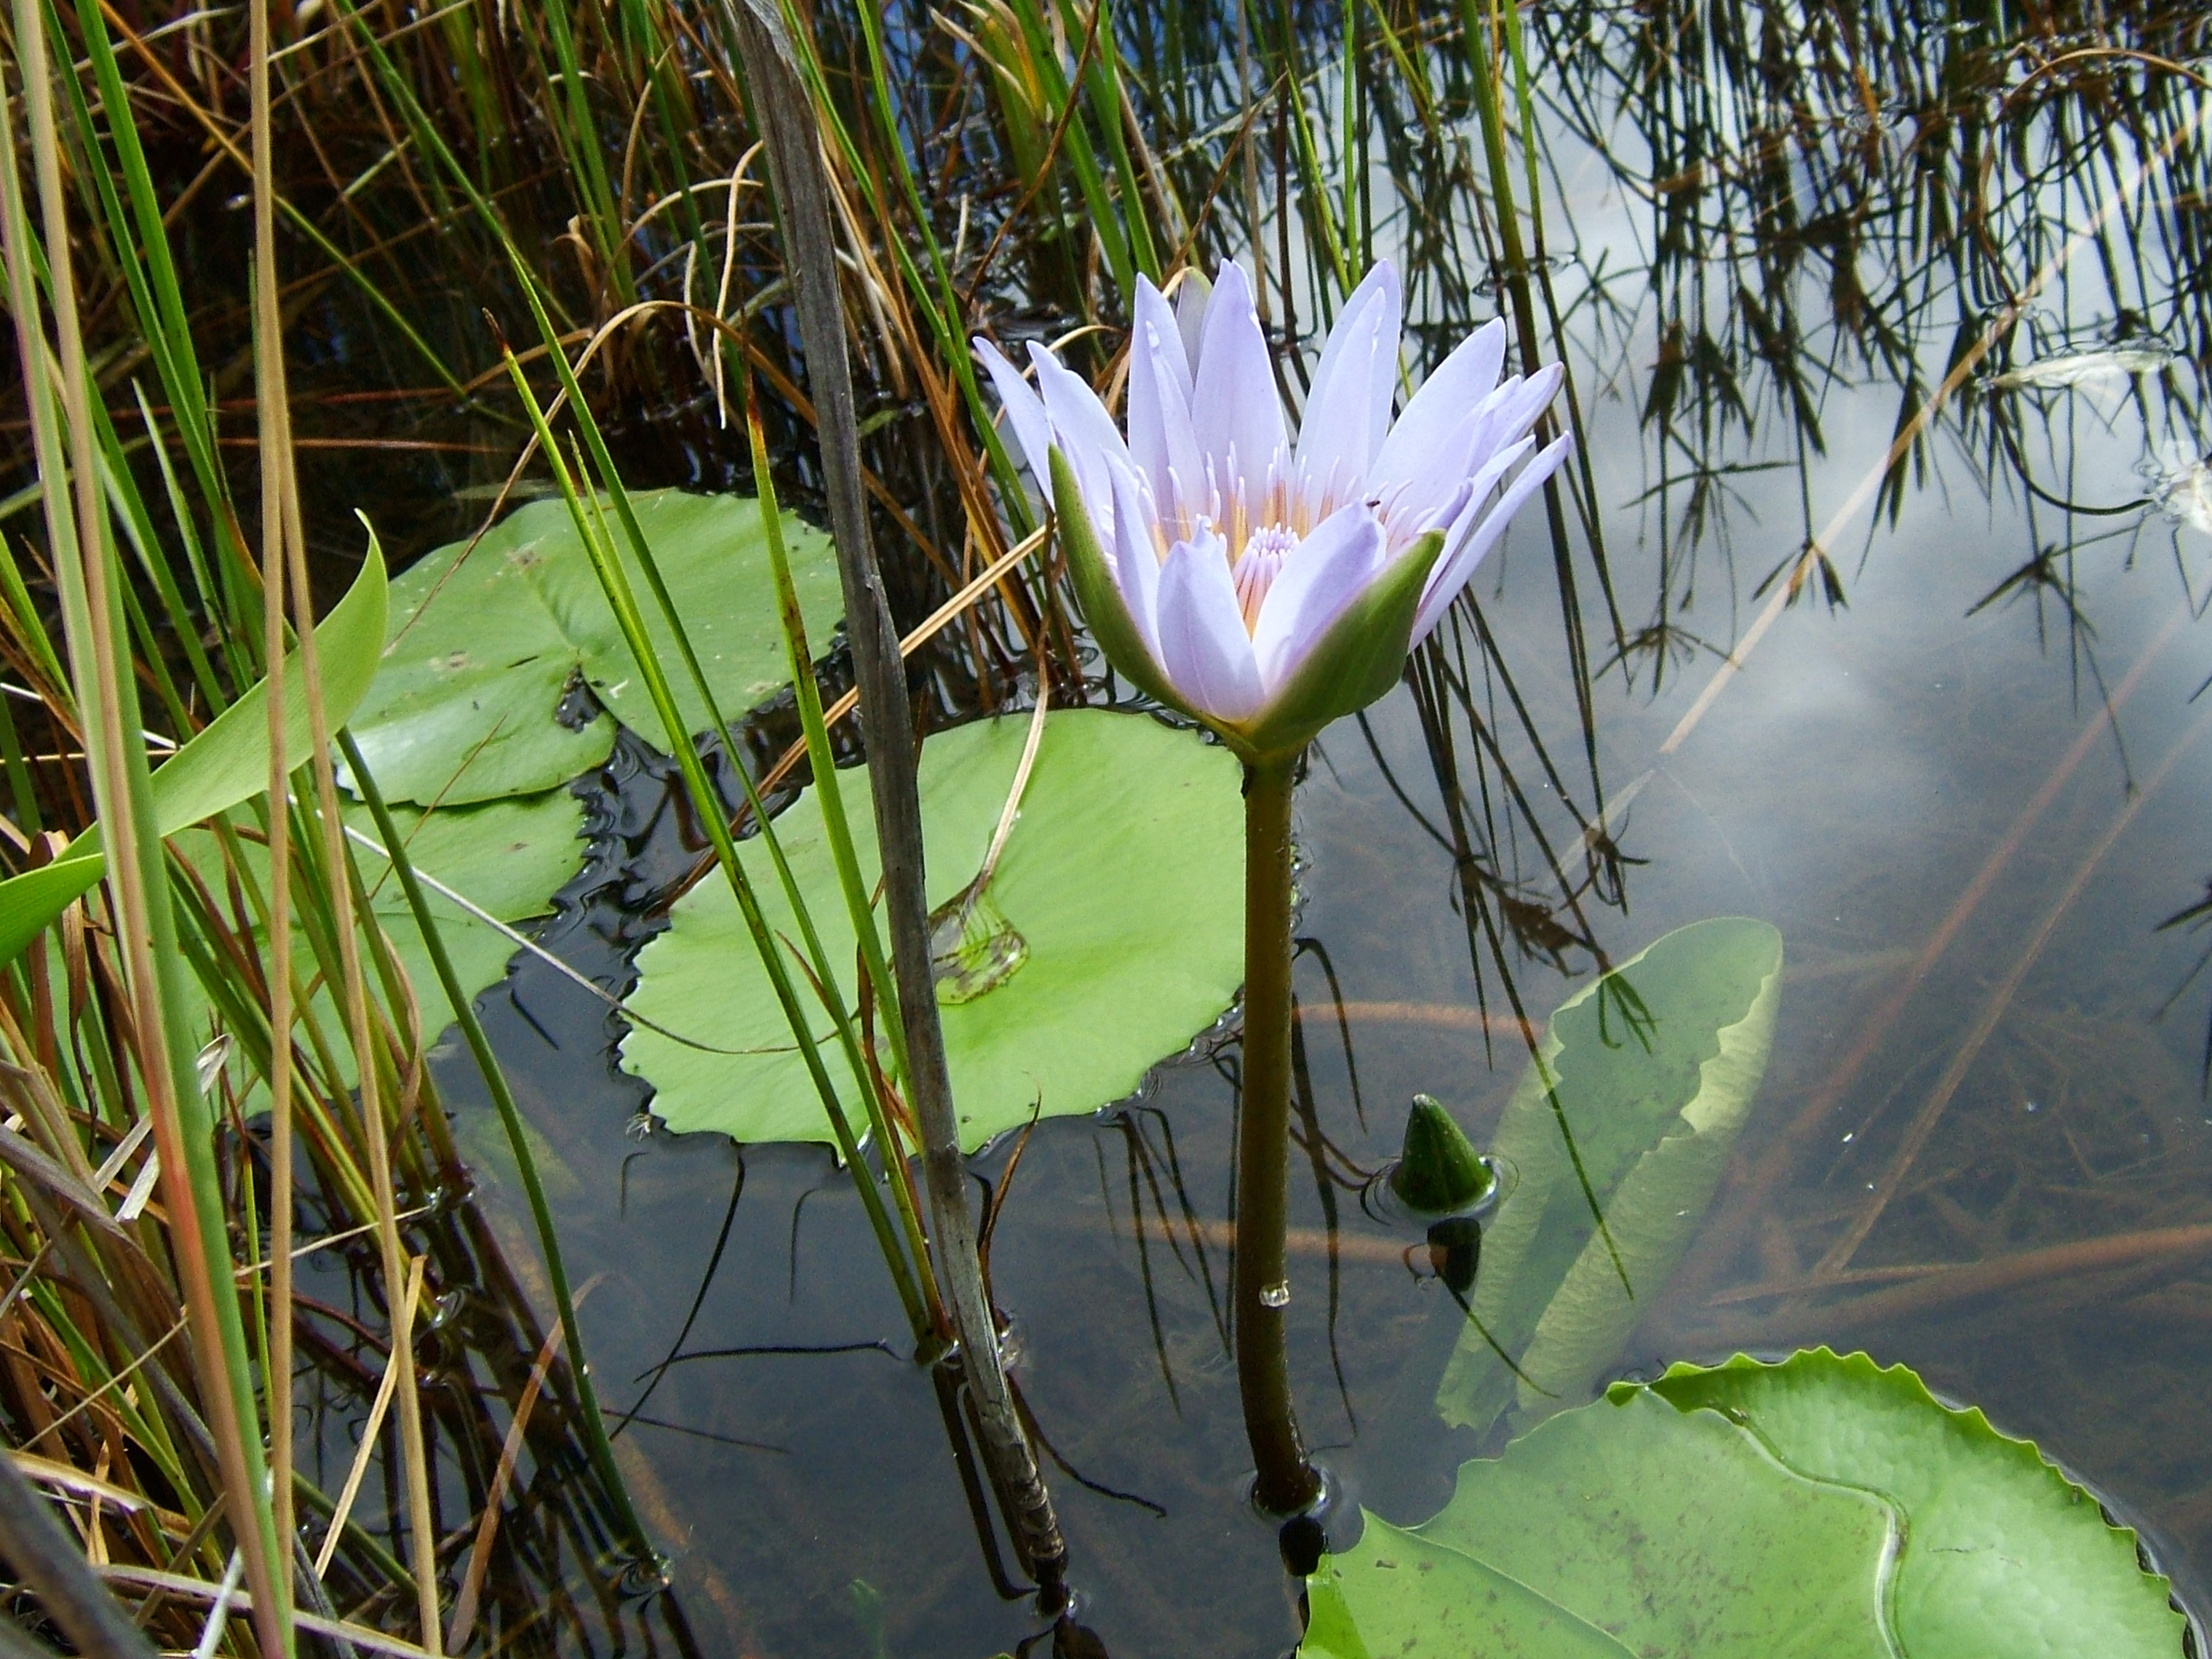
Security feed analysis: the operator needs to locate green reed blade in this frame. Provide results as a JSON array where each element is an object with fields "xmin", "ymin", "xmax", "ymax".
[
  {"xmin": 0, "ymin": 8, "xmax": 292, "ymax": 1636},
  {"xmin": 314, "ymin": 2, "xmax": 936, "ymax": 1332},
  {"xmin": 738, "ymin": 377, "xmax": 942, "ymax": 1305},
  {"xmin": 501, "ymin": 354, "xmax": 932, "ymax": 1340},
  {"xmin": 755, "ymin": 0, "xmax": 1035, "ymax": 517}
]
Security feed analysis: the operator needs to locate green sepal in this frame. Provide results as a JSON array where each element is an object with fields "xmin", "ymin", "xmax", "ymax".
[
  {"xmin": 1229, "ymin": 528, "xmax": 1444, "ymax": 762},
  {"xmin": 1049, "ymin": 447, "xmax": 1199, "ymax": 724}
]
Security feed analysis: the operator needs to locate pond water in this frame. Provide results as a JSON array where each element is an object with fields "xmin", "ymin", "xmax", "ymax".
[{"xmin": 356, "ymin": 5, "xmax": 2212, "ymax": 1653}]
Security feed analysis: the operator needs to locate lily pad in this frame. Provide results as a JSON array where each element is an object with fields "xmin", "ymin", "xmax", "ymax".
[
  {"xmin": 1644, "ymin": 1350, "xmax": 2188, "ymax": 1655},
  {"xmin": 1436, "ymin": 916, "xmax": 1783, "ymax": 1437},
  {"xmin": 346, "ymin": 488, "xmax": 843, "ymax": 805},
  {"xmin": 174, "ymin": 789, "xmax": 586, "ymax": 1086},
  {"xmin": 622, "ymin": 709, "xmax": 1244, "ymax": 1150},
  {"xmin": 1305, "ymin": 1350, "xmax": 2187, "ymax": 1658}
]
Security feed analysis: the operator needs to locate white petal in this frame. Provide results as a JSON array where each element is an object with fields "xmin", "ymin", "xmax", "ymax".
[
  {"xmin": 1134, "ymin": 276, "xmax": 1193, "ymax": 398},
  {"xmin": 1378, "ymin": 374, "xmax": 1524, "ymax": 531},
  {"xmin": 1369, "ymin": 318, "xmax": 1509, "ymax": 498},
  {"xmin": 1107, "ymin": 458, "xmax": 1165, "ymax": 666},
  {"xmin": 1191, "ymin": 262, "xmax": 1288, "ymax": 510},
  {"xmin": 974, "ymin": 337, "xmax": 1054, "ymax": 483},
  {"xmin": 1249, "ymin": 504, "xmax": 1388, "ymax": 692},
  {"xmin": 1411, "ymin": 434, "xmax": 1574, "ymax": 645},
  {"xmin": 1385, "ymin": 361, "xmax": 1568, "ymax": 539},
  {"xmin": 1468, "ymin": 362, "xmax": 1566, "ymax": 467},
  {"xmin": 1128, "ymin": 279, "xmax": 1204, "ymax": 537},
  {"xmin": 1027, "ymin": 342, "xmax": 1131, "ymax": 535},
  {"xmin": 1155, "ymin": 532, "xmax": 1265, "ymax": 722},
  {"xmin": 1294, "ymin": 262, "xmax": 1401, "ymax": 498},
  {"xmin": 1174, "ymin": 271, "xmax": 1212, "ymax": 376}
]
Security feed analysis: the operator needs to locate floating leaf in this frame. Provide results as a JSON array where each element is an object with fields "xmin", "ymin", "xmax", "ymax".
[
  {"xmin": 346, "ymin": 489, "xmax": 843, "ymax": 805},
  {"xmin": 623, "ymin": 709, "xmax": 1244, "ymax": 1150},
  {"xmin": 1436, "ymin": 916, "xmax": 1783, "ymax": 1438},
  {"xmin": 1307, "ymin": 1350, "xmax": 2187, "ymax": 1658},
  {"xmin": 1645, "ymin": 1350, "xmax": 2189, "ymax": 1655},
  {"xmin": 174, "ymin": 789, "xmax": 585, "ymax": 1089}
]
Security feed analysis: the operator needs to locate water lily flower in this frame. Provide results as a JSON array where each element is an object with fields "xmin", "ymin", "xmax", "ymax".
[{"xmin": 975, "ymin": 260, "xmax": 1572, "ymax": 761}]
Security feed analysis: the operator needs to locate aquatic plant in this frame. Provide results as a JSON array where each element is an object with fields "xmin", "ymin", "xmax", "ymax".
[{"xmin": 981, "ymin": 256, "xmax": 1568, "ymax": 1511}]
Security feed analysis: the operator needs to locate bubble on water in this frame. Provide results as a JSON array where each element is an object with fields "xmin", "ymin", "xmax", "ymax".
[{"xmin": 1258, "ymin": 1281, "xmax": 1291, "ymax": 1309}]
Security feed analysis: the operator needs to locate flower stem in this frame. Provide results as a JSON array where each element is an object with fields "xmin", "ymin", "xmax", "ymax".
[{"xmin": 1236, "ymin": 752, "xmax": 1321, "ymax": 1516}]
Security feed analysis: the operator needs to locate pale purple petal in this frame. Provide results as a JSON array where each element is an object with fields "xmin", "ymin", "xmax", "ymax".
[
  {"xmin": 1027, "ymin": 342, "xmax": 1130, "ymax": 534},
  {"xmin": 1411, "ymin": 434, "xmax": 1575, "ymax": 645},
  {"xmin": 974, "ymin": 337, "xmax": 1054, "ymax": 484},
  {"xmin": 1249, "ymin": 504, "xmax": 1388, "ymax": 692},
  {"xmin": 1134, "ymin": 276, "xmax": 1194, "ymax": 399},
  {"xmin": 1468, "ymin": 362, "xmax": 1566, "ymax": 466},
  {"xmin": 1190, "ymin": 262, "xmax": 1288, "ymax": 509},
  {"xmin": 1412, "ymin": 434, "xmax": 1534, "ymax": 594},
  {"xmin": 1382, "ymin": 361, "xmax": 1568, "ymax": 533},
  {"xmin": 1369, "ymin": 317, "xmax": 1510, "ymax": 499},
  {"xmin": 1378, "ymin": 377, "xmax": 1524, "ymax": 536},
  {"xmin": 1127, "ymin": 279, "xmax": 1204, "ymax": 538},
  {"xmin": 1155, "ymin": 530, "xmax": 1265, "ymax": 722},
  {"xmin": 1294, "ymin": 262, "xmax": 1401, "ymax": 500},
  {"xmin": 1107, "ymin": 457, "xmax": 1165, "ymax": 666},
  {"xmin": 1174, "ymin": 271, "xmax": 1212, "ymax": 377},
  {"xmin": 1388, "ymin": 474, "xmax": 1473, "ymax": 556}
]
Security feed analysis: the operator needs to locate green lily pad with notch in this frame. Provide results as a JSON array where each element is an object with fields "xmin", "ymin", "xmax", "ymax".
[
  {"xmin": 621, "ymin": 709, "xmax": 1244, "ymax": 1150},
  {"xmin": 1436, "ymin": 916, "xmax": 1783, "ymax": 1439},
  {"xmin": 1643, "ymin": 1349, "xmax": 2189, "ymax": 1655},
  {"xmin": 346, "ymin": 488, "xmax": 842, "ymax": 805},
  {"xmin": 173, "ymin": 789, "xmax": 586, "ymax": 1093},
  {"xmin": 1305, "ymin": 1349, "xmax": 2187, "ymax": 1658}
]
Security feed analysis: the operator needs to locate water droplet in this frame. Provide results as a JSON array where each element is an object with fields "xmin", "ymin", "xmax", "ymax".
[{"xmin": 1259, "ymin": 1281, "xmax": 1291, "ymax": 1309}]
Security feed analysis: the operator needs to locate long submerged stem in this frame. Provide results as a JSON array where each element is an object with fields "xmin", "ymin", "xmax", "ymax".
[{"xmin": 1236, "ymin": 752, "xmax": 1320, "ymax": 1516}]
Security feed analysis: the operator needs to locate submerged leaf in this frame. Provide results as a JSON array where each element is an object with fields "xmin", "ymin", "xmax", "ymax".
[
  {"xmin": 1436, "ymin": 917, "xmax": 1783, "ymax": 1437},
  {"xmin": 1308, "ymin": 1350, "xmax": 2187, "ymax": 1658},
  {"xmin": 622, "ymin": 710, "xmax": 1244, "ymax": 1150},
  {"xmin": 346, "ymin": 488, "xmax": 843, "ymax": 805},
  {"xmin": 929, "ymin": 881, "xmax": 1030, "ymax": 1005}
]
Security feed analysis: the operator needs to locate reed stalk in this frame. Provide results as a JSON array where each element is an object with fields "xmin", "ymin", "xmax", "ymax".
[
  {"xmin": 728, "ymin": 0, "xmax": 1067, "ymax": 1594},
  {"xmin": 247, "ymin": 0, "xmax": 301, "ymax": 1602}
]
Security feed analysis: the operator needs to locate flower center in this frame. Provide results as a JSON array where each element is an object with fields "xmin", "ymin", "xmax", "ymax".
[{"xmin": 1233, "ymin": 524, "xmax": 1296, "ymax": 631}]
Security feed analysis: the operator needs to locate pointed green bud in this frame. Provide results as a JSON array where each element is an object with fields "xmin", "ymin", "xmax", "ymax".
[{"xmin": 1390, "ymin": 1094, "xmax": 1495, "ymax": 1217}]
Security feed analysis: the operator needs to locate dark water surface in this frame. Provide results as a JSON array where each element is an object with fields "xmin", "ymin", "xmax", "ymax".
[{"xmin": 407, "ymin": 8, "xmax": 2212, "ymax": 1654}]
